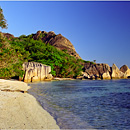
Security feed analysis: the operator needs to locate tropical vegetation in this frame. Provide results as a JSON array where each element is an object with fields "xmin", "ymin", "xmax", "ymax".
[{"xmin": 0, "ymin": 7, "xmax": 92, "ymax": 79}]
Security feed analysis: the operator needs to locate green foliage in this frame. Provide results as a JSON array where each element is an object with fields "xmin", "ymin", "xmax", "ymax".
[
  {"xmin": 83, "ymin": 60, "xmax": 91, "ymax": 63},
  {"xmin": 1, "ymin": 31, "xmax": 84, "ymax": 78},
  {"xmin": 19, "ymin": 35, "xmax": 27, "ymax": 39},
  {"xmin": 0, "ymin": 33, "xmax": 25, "ymax": 78},
  {"xmin": 39, "ymin": 33, "xmax": 47, "ymax": 39},
  {"xmin": 91, "ymin": 62, "xmax": 95, "ymax": 64},
  {"xmin": 0, "ymin": 7, "xmax": 7, "ymax": 29},
  {"xmin": 83, "ymin": 60, "xmax": 96, "ymax": 65},
  {"xmin": 10, "ymin": 37, "xmax": 83, "ymax": 78}
]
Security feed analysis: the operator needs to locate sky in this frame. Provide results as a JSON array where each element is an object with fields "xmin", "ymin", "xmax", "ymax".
[{"xmin": 0, "ymin": 1, "xmax": 130, "ymax": 68}]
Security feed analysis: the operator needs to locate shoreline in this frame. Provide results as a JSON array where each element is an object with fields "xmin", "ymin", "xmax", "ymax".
[{"xmin": 0, "ymin": 79, "xmax": 60, "ymax": 129}]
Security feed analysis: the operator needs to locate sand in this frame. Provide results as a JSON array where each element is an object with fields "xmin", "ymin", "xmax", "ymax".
[{"xmin": 0, "ymin": 79, "xmax": 60, "ymax": 129}]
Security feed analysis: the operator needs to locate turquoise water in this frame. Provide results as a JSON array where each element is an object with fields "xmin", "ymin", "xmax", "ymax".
[{"xmin": 28, "ymin": 79, "xmax": 130, "ymax": 129}]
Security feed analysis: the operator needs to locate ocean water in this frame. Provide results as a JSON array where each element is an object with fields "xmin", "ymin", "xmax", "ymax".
[{"xmin": 28, "ymin": 79, "xmax": 130, "ymax": 129}]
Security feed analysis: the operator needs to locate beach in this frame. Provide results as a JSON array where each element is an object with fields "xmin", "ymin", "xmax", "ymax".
[{"xmin": 0, "ymin": 79, "xmax": 60, "ymax": 129}]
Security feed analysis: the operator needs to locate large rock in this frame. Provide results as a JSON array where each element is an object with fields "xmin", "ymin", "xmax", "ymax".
[
  {"xmin": 120, "ymin": 65, "xmax": 130, "ymax": 78},
  {"xmin": 102, "ymin": 71, "xmax": 111, "ymax": 79},
  {"xmin": 32, "ymin": 31, "xmax": 81, "ymax": 59},
  {"xmin": 84, "ymin": 63, "xmax": 99, "ymax": 77},
  {"xmin": 111, "ymin": 64, "xmax": 125, "ymax": 79},
  {"xmin": 82, "ymin": 72, "xmax": 90, "ymax": 79},
  {"xmin": 22, "ymin": 62, "xmax": 53, "ymax": 83},
  {"xmin": 120, "ymin": 65, "xmax": 129, "ymax": 73},
  {"xmin": 0, "ymin": 79, "xmax": 30, "ymax": 93},
  {"xmin": 125, "ymin": 69, "xmax": 130, "ymax": 78},
  {"xmin": 84, "ymin": 63, "xmax": 111, "ymax": 79},
  {"xmin": 31, "ymin": 76, "xmax": 39, "ymax": 82}
]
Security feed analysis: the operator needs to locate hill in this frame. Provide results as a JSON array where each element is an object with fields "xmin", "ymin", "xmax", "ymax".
[
  {"xmin": 28, "ymin": 31, "xmax": 81, "ymax": 59},
  {"xmin": 3, "ymin": 31, "xmax": 81, "ymax": 59},
  {"xmin": 0, "ymin": 31, "xmax": 83, "ymax": 79}
]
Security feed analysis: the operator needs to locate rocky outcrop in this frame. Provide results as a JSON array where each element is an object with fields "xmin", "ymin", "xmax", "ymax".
[
  {"xmin": 83, "ymin": 63, "xmax": 111, "ymax": 79},
  {"xmin": 124, "ymin": 69, "xmax": 130, "ymax": 78},
  {"xmin": 120, "ymin": 65, "xmax": 130, "ymax": 78},
  {"xmin": 0, "ymin": 79, "xmax": 30, "ymax": 93},
  {"xmin": 120, "ymin": 65, "xmax": 129, "ymax": 73},
  {"xmin": 21, "ymin": 62, "xmax": 53, "ymax": 83},
  {"xmin": 1, "ymin": 31, "xmax": 81, "ymax": 59},
  {"xmin": 102, "ymin": 71, "xmax": 111, "ymax": 80},
  {"xmin": 82, "ymin": 72, "xmax": 90, "ymax": 79},
  {"xmin": 111, "ymin": 64, "xmax": 125, "ymax": 79},
  {"xmin": 32, "ymin": 31, "xmax": 81, "ymax": 59},
  {"xmin": 82, "ymin": 63, "xmax": 130, "ymax": 80}
]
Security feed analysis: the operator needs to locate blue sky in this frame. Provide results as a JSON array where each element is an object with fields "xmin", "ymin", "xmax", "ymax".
[{"xmin": 0, "ymin": 1, "xmax": 130, "ymax": 68}]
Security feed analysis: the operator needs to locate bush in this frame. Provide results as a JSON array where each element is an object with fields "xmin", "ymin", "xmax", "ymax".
[{"xmin": 0, "ymin": 33, "xmax": 27, "ymax": 78}]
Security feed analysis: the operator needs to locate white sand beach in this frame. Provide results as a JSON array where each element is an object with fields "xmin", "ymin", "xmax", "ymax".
[{"xmin": 0, "ymin": 79, "xmax": 60, "ymax": 129}]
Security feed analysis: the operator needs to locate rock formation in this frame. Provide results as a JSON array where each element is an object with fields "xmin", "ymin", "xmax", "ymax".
[
  {"xmin": 120, "ymin": 65, "xmax": 129, "ymax": 73},
  {"xmin": 120, "ymin": 65, "xmax": 130, "ymax": 78},
  {"xmin": 82, "ymin": 63, "xmax": 130, "ymax": 80},
  {"xmin": 32, "ymin": 31, "xmax": 81, "ymax": 59},
  {"xmin": 21, "ymin": 62, "xmax": 53, "ymax": 83},
  {"xmin": 83, "ymin": 63, "xmax": 111, "ymax": 79},
  {"xmin": 111, "ymin": 64, "xmax": 125, "ymax": 79},
  {"xmin": 2, "ymin": 31, "xmax": 81, "ymax": 59},
  {"xmin": 102, "ymin": 71, "xmax": 111, "ymax": 80},
  {"xmin": 0, "ymin": 79, "xmax": 30, "ymax": 93}
]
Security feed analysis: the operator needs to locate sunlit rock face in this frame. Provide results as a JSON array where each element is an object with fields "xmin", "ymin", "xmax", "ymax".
[
  {"xmin": 111, "ymin": 64, "xmax": 125, "ymax": 79},
  {"xmin": 120, "ymin": 65, "xmax": 130, "ymax": 78},
  {"xmin": 22, "ymin": 62, "xmax": 52, "ymax": 83},
  {"xmin": 82, "ymin": 63, "xmax": 130, "ymax": 80},
  {"xmin": 83, "ymin": 63, "xmax": 111, "ymax": 79}
]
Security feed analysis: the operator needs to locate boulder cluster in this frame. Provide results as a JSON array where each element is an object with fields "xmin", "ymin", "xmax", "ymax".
[
  {"xmin": 81, "ymin": 63, "xmax": 130, "ymax": 80},
  {"xmin": 20, "ymin": 62, "xmax": 53, "ymax": 83},
  {"xmin": 21, "ymin": 62, "xmax": 130, "ymax": 82}
]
